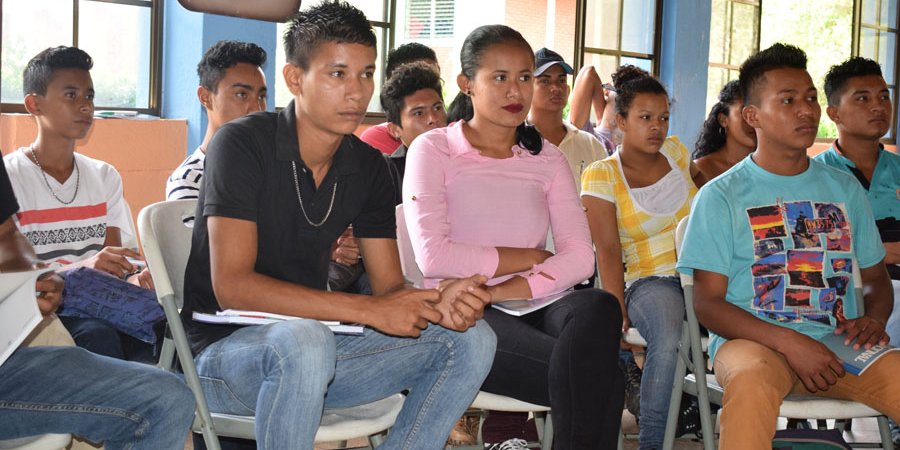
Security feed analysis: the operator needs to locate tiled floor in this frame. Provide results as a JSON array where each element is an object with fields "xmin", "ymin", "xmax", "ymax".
[{"xmin": 184, "ymin": 411, "xmax": 891, "ymax": 449}]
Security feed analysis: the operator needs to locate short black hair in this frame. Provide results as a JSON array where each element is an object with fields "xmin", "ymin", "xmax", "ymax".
[
  {"xmin": 694, "ymin": 80, "xmax": 742, "ymax": 158},
  {"xmin": 612, "ymin": 65, "xmax": 667, "ymax": 117},
  {"xmin": 197, "ymin": 40, "xmax": 267, "ymax": 92},
  {"xmin": 386, "ymin": 43, "xmax": 437, "ymax": 77},
  {"xmin": 823, "ymin": 57, "xmax": 884, "ymax": 107},
  {"xmin": 380, "ymin": 62, "xmax": 443, "ymax": 126},
  {"xmin": 283, "ymin": 1, "xmax": 376, "ymax": 70},
  {"xmin": 739, "ymin": 43, "xmax": 807, "ymax": 106},
  {"xmin": 23, "ymin": 46, "xmax": 93, "ymax": 96}
]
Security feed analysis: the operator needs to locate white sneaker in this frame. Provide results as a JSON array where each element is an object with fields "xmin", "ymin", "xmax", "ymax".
[{"xmin": 488, "ymin": 438, "xmax": 529, "ymax": 450}]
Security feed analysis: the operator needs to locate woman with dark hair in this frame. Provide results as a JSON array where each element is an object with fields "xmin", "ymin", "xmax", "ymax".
[
  {"xmin": 694, "ymin": 80, "xmax": 757, "ymax": 180},
  {"xmin": 403, "ymin": 24, "xmax": 624, "ymax": 450},
  {"xmin": 581, "ymin": 66, "xmax": 706, "ymax": 450}
]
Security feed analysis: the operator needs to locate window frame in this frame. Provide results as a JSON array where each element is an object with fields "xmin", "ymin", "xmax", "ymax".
[
  {"xmin": 0, "ymin": 0, "xmax": 164, "ymax": 115},
  {"xmin": 708, "ymin": 0, "xmax": 899, "ymax": 144},
  {"xmin": 852, "ymin": 0, "xmax": 899, "ymax": 143},
  {"xmin": 708, "ymin": 0, "xmax": 762, "ymax": 78},
  {"xmin": 573, "ymin": 0, "xmax": 664, "ymax": 77}
]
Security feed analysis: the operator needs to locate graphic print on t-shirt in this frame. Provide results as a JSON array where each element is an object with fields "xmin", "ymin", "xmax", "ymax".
[{"xmin": 747, "ymin": 200, "xmax": 851, "ymax": 325}]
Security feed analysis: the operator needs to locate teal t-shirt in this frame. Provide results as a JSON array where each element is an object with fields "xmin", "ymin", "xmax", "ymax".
[
  {"xmin": 676, "ymin": 156, "xmax": 886, "ymax": 360},
  {"xmin": 814, "ymin": 145, "xmax": 900, "ymax": 221}
]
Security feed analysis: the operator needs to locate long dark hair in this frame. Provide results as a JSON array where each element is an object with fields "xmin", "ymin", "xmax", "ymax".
[
  {"xmin": 694, "ymin": 80, "xmax": 741, "ymax": 159},
  {"xmin": 458, "ymin": 25, "xmax": 543, "ymax": 154}
]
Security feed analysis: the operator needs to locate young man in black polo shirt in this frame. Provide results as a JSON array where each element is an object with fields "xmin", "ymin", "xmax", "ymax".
[{"xmin": 180, "ymin": 2, "xmax": 496, "ymax": 448}]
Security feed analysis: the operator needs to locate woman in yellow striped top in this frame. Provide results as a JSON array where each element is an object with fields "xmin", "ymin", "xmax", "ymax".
[{"xmin": 580, "ymin": 66, "xmax": 706, "ymax": 449}]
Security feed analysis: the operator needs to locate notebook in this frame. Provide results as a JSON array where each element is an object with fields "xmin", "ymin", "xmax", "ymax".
[
  {"xmin": 192, "ymin": 309, "xmax": 364, "ymax": 335},
  {"xmin": 0, "ymin": 269, "xmax": 51, "ymax": 367},
  {"xmin": 492, "ymin": 290, "xmax": 572, "ymax": 316}
]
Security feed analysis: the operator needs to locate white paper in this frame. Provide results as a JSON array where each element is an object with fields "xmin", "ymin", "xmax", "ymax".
[{"xmin": 0, "ymin": 269, "xmax": 51, "ymax": 367}]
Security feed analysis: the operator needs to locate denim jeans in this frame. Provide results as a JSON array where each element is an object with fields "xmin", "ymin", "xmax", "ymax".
[
  {"xmin": 625, "ymin": 275, "xmax": 684, "ymax": 450},
  {"xmin": 194, "ymin": 319, "xmax": 496, "ymax": 450},
  {"xmin": 481, "ymin": 289, "xmax": 624, "ymax": 450},
  {"xmin": 59, "ymin": 316, "xmax": 157, "ymax": 364},
  {"xmin": 0, "ymin": 346, "xmax": 194, "ymax": 450}
]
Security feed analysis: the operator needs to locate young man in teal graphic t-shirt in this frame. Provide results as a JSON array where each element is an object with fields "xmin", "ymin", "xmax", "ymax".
[{"xmin": 676, "ymin": 43, "xmax": 899, "ymax": 449}]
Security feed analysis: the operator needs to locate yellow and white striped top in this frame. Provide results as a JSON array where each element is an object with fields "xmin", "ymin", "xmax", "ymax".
[{"xmin": 581, "ymin": 136, "xmax": 697, "ymax": 284}]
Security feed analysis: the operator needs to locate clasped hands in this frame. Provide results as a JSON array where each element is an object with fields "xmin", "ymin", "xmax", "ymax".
[{"xmin": 368, "ymin": 275, "xmax": 491, "ymax": 337}]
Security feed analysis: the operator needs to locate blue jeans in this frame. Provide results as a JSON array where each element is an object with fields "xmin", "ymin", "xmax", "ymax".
[
  {"xmin": 59, "ymin": 316, "xmax": 157, "ymax": 364},
  {"xmin": 625, "ymin": 275, "xmax": 684, "ymax": 450},
  {"xmin": 194, "ymin": 319, "xmax": 496, "ymax": 450},
  {"xmin": 0, "ymin": 346, "xmax": 194, "ymax": 450}
]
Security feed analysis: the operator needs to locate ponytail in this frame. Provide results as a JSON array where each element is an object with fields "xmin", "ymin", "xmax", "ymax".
[
  {"xmin": 447, "ymin": 92, "xmax": 474, "ymax": 123},
  {"xmin": 516, "ymin": 123, "xmax": 543, "ymax": 155}
]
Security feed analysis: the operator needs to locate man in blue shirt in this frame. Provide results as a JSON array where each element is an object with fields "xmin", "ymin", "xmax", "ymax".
[
  {"xmin": 815, "ymin": 55, "xmax": 900, "ymax": 445},
  {"xmin": 677, "ymin": 43, "xmax": 899, "ymax": 449}
]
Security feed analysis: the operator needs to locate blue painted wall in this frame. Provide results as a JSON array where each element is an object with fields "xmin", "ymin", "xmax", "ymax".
[
  {"xmin": 162, "ymin": 0, "xmax": 277, "ymax": 155},
  {"xmin": 658, "ymin": 0, "xmax": 712, "ymax": 150}
]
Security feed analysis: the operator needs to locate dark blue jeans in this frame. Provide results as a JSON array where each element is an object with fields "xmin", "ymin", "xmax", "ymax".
[{"xmin": 59, "ymin": 316, "xmax": 157, "ymax": 363}]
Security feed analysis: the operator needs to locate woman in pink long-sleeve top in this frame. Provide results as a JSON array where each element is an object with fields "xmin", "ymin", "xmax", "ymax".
[{"xmin": 403, "ymin": 24, "xmax": 624, "ymax": 450}]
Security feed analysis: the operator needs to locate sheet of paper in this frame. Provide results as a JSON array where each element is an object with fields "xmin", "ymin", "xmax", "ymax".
[{"xmin": 0, "ymin": 269, "xmax": 51, "ymax": 367}]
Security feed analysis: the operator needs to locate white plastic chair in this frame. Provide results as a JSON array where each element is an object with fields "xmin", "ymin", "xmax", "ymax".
[
  {"xmin": 0, "ymin": 434, "xmax": 71, "ymax": 450},
  {"xmin": 138, "ymin": 199, "xmax": 405, "ymax": 450},
  {"xmin": 396, "ymin": 203, "xmax": 555, "ymax": 449},
  {"xmin": 663, "ymin": 217, "xmax": 895, "ymax": 450}
]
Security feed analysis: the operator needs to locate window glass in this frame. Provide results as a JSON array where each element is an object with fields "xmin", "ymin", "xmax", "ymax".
[
  {"xmin": 730, "ymin": 3, "xmax": 759, "ymax": 66},
  {"xmin": 884, "ymin": 0, "xmax": 898, "ymax": 28},
  {"xmin": 620, "ymin": 56, "xmax": 652, "ymax": 73},
  {"xmin": 877, "ymin": 32, "xmax": 896, "ymax": 85},
  {"xmin": 78, "ymin": 1, "xmax": 152, "ymax": 109},
  {"xmin": 862, "ymin": 0, "xmax": 898, "ymax": 27},
  {"xmin": 584, "ymin": 0, "xmax": 621, "ymax": 50},
  {"xmin": 620, "ymin": 0, "xmax": 655, "ymax": 54},
  {"xmin": 709, "ymin": 0, "xmax": 728, "ymax": 65},
  {"xmin": 1, "ymin": 0, "xmax": 74, "ymax": 103},
  {"xmin": 761, "ymin": 0, "xmax": 853, "ymax": 139},
  {"xmin": 1, "ymin": 0, "xmax": 157, "ymax": 111},
  {"xmin": 707, "ymin": 1, "xmax": 758, "ymax": 114},
  {"xmin": 705, "ymin": 67, "xmax": 739, "ymax": 115}
]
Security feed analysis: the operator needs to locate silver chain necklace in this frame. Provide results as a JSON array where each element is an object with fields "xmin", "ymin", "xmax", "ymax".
[
  {"xmin": 291, "ymin": 161, "xmax": 337, "ymax": 227},
  {"xmin": 28, "ymin": 144, "xmax": 80, "ymax": 205}
]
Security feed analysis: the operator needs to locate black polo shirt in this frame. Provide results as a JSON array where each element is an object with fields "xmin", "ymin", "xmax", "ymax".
[
  {"xmin": 182, "ymin": 101, "xmax": 396, "ymax": 354},
  {"xmin": 0, "ymin": 161, "xmax": 19, "ymax": 222}
]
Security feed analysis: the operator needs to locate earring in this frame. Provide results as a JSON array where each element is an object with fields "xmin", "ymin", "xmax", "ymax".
[{"xmin": 719, "ymin": 127, "xmax": 725, "ymax": 136}]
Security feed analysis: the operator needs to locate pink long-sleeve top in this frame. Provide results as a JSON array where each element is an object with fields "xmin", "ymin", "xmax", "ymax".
[{"xmin": 402, "ymin": 120, "xmax": 595, "ymax": 298}]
